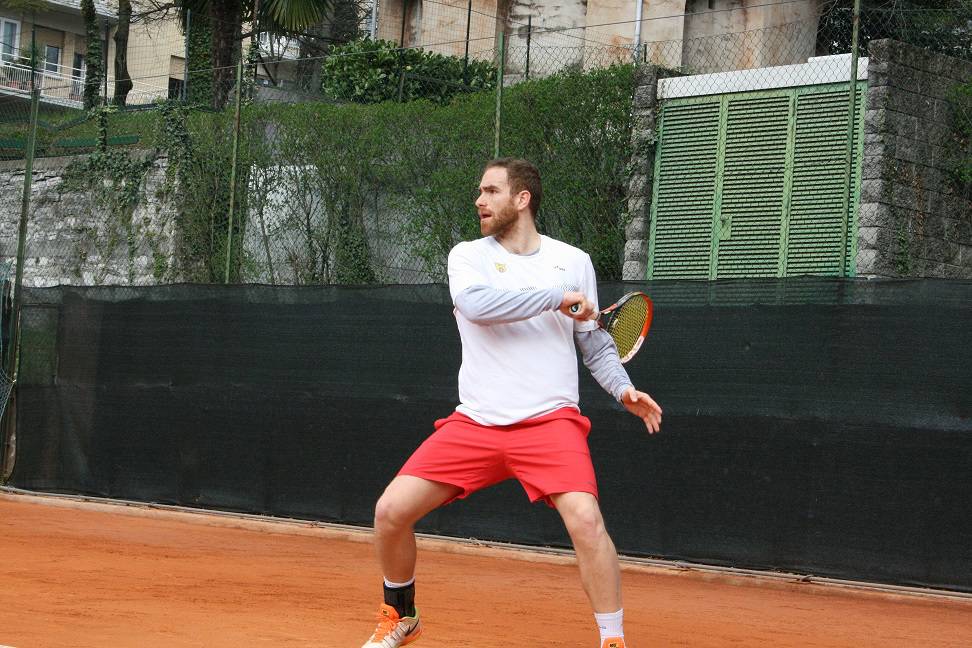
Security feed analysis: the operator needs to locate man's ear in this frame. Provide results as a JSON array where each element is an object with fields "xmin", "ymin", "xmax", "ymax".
[{"xmin": 516, "ymin": 190, "xmax": 531, "ymax": 211}]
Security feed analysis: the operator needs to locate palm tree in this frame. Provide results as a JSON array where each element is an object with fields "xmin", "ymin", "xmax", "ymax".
[{"xmin": 180, "ymin": 0, "xmax": 333, "ymax": 109}]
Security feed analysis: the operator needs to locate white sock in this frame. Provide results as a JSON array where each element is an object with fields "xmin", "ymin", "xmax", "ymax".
[
  {"xmin": 594, "ymin": 609, "xmax": 624, "ymax": 640},
  {"xmin": 383, "ymin": 576, "xmax": 415, "ymax": 589}
]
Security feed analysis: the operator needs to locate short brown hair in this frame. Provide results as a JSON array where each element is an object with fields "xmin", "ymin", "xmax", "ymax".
[{"xmin": 485, "ymin": 158, "xmax": 542, "ymax": 217}]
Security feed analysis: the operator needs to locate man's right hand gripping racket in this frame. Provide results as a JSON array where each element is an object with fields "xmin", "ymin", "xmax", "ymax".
[{"xmin": 570, "ymin": 292, "xmax": 653, "ymax": 364}]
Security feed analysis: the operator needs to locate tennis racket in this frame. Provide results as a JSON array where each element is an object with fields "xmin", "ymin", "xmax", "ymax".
[{"xmin": 570, "ymin": 291, "xmax": 653, "ymax": 363}]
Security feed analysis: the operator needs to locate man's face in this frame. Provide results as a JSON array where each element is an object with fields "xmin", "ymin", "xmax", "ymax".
[{"xmin": 476, "ymin": 167, "xmax": 520, "ymax": 237}]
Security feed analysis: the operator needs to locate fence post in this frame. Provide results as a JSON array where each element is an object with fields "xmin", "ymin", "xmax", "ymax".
[
  {"xmin": 464, "ymin": 0, "xmax": 472, "ymax": 84},
  {"xmin": 7, "ymin": 88, "xmax": 40, "ymax": 384},
  {"xmin": 400, "ymin": 0, "xmax": 408, "ymax": 45},
  {"xmin": 525, "ymin": 15, "xmax": 531, "ymax": 80},
  {"xmin": 103, "ymin": 22, "xmax": 110, "ymax": 104},
  {"xmin": 494, "ymin": 30, "xmax": 505, "ymax": 158},
  {"xmin": 225, "ymin": 58, "xmax": 244, "ymax": 284},
  {"xmin": 839, "ymin": 0, "xmax": 862, "ymax": 277}
]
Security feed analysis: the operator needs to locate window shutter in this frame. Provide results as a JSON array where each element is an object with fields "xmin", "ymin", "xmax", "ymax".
[
  {"xmin": 784, "ymin": 86, "xmax": 866, "ymax": 276},
  {"xmin": 715, "ymin": 94, "xmax": 792, "ymax": 278},
  {"xmin": 647, "ymin": 100, "xmax": 721, "ymax": 279}
]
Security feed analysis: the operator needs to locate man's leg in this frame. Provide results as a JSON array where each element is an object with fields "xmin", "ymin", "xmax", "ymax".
[
  {"xmin": 361, "ymin": 476, "xmax": 461, "ymax": 648},
  {"xmin": 374, "ymin": 475, "xmax": 462, "ymax": 582},
  {"xmin": 551, "ymin": 491, "xmax": 622, "ymax": 611},
  {"xmin": 552, "ymin": 491, "xmax": 626, "ymax": 647}
]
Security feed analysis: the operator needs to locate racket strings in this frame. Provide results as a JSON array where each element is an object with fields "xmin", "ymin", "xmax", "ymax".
[{"xmin": 606, "ymin": 297, "xmax": 649, "ymax": 359}]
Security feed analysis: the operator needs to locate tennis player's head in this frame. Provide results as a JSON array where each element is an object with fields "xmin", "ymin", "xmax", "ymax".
[{"xmin": 477, "ymin": 158, "xmax": 542, "ymax": 237}]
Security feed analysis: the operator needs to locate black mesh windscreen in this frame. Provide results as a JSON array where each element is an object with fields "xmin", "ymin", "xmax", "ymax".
[{"xmin": 10, "ymin": 279, "xmax": 972, "ymax": 591}]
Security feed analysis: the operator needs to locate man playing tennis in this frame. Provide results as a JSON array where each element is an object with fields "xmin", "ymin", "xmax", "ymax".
[{"xmin": 362, "ymin": 158, "xmax": 662, "ymax": 648}]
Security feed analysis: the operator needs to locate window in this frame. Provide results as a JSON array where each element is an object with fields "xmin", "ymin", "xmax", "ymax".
[
  {"xmin": 168, "ymin": 77, "xmax": 184, "ymax": 100},
  {"xmin": 1, "ymin": 19, "xmax": 20, "ymax": 63},
  {"xmin": 72, "ymin": 52, "xmax": 84, "ymax": 78},
  {"xmin": 45, "ymin": 45, "xmax": 61, "ymax": 74}
]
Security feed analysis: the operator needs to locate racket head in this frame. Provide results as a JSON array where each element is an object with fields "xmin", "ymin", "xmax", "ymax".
[{"xmin": 601, "ymin": 292, "xmax": 653, "ymax": 363}]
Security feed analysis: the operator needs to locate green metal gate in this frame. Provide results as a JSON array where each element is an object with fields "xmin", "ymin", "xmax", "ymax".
[{"xmin": 647, "ymin": 83, "xmax": 866, "ymax": 279}]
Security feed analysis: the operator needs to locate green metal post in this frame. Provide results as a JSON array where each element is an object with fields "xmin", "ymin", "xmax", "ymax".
[
  {"xmin": 463, "ymin": 0, "xmax": 472, "ymax": 84},
  {"xmin": 7, "ymin": 88, "xmax": 41, "ymax": 383},
  {"xmin": 838, "ymin": 0, "xmax": 862, "ymax": 277},
  {"xmin": 224, "ymin": 58, "xmax": 244, "ymax": 284},
  {"xmin": 494, "ymin": 31, "xmax": 505, "ymax": 158}
]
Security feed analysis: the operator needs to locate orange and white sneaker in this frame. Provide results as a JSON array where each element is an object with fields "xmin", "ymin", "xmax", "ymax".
[
  {"xmin": 361, "ymin": 603, "xmax": 423, "ymax": 647},
  {"xmin": 601, "ymin": 638, "xmax": 626, "ymax": 648}
]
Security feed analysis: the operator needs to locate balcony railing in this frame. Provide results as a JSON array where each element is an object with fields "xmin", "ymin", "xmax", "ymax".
[
  {"xmin": 0, "ymin": 61, "xmax": 86, "ymax": 107},
  {"xmin": 0, "ymin": 60, "xmax": 172, "ymax": 107}
]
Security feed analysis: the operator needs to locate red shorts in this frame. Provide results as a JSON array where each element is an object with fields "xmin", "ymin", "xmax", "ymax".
[{"xmin": 398, "ymin": 407, "xmax": 597, "ymax": 507}]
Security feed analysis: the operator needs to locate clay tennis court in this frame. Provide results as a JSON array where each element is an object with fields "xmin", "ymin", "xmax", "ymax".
[{"xmin": 1, "ymin": 491, "xmax": 970, "ymax": 648}]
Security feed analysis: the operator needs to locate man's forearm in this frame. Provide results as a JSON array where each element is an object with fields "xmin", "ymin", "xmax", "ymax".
[
  {"xmin": 454, "ymin": 285, "xmax": 563, "ymax": 324},
  {"xmin": 575, "ymin": 328, "xmax": 633, "ymax": 401}
]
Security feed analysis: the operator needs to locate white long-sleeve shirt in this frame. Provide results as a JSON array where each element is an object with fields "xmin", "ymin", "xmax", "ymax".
[{"xmin": 448, "ymin": 235, "xmax": 632, "ymax": 425}]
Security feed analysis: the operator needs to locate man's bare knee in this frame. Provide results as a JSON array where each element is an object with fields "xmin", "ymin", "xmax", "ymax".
[
  {"xmin": 374, "ymin": 493, "xmax": 413, "ymax": 534},
  {"xmin": 556, "ymin": 494, "xmax": 609, "ymax": 547}
]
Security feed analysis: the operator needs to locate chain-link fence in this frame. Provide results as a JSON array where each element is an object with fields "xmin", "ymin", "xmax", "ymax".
[{"xmin": 1, "ymin": 0, "xmax": 969, "ymax": 291}]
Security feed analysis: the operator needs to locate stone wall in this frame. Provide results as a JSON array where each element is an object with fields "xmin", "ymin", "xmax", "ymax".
[
  {"xmin": 623, "ymin": 64, "xmax": 664, "ymax": 281},
  {"xmin": 859, "ymin": 40, "xmax": 972, "ymax": 278},
  {"xmin": 0, "ymin": 154, "xmax": 178, "ymax": 287}
]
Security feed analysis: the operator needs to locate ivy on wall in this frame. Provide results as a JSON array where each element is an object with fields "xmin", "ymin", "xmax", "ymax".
[{"xmin": 60, "ymin": 111, "xmax": 155, "ymax": 283}]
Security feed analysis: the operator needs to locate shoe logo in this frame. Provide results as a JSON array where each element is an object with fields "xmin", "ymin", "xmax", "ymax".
[{"xmin": 494, "ymin": 262, "xmax": 507, "ymax": 273}]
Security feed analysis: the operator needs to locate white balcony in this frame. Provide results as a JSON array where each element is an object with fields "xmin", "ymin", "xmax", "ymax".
[
  {"xmin": 258, "ymin": 33, "xmax": 302, "ymax": 61},
  {"xmin": 0, "ymin": 61, "xmax": 86, "ymax": 108}
]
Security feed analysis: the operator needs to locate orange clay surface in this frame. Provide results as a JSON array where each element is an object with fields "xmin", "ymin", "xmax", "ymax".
[{"xmin": 1, "ymin": 492, "xmax": 971, "ymax": 648}]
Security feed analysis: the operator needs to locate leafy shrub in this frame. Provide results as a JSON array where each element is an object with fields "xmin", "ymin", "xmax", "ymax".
[{"xmin": 321, "ymin": 38, "xmax": 497, "ymax": 104}]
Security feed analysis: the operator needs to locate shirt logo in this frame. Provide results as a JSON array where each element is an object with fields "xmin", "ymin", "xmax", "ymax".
[
  {"xmin": 553, "ymin": 264, "xmax": 566, "ymax": 271},
  {"xmin": 494, "ymin": 262, "xmax": 507, "ymax": 273}
]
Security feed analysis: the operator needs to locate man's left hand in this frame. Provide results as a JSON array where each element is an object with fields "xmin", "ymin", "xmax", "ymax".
[{"xmin": 621, "ymin": 387, "xmax": 662, "ymax": 434}]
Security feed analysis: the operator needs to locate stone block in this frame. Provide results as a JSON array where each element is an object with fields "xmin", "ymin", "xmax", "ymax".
[
  {"xmin": 631, "ymin": 127, "xmax": 657, "ymax": 150},
  {"xmin": 891, "ymin": 184, "xmax": 921, "ymax": 211},
  {"xmin": 858, "ymin": 203, "xmax": 893, "ymax": 228},
  {"xmin": 924, "ymin": 189, "xmax": 946, "ymax": 215},
  {"xmin": 867, "ymin": 85, "xmax": 892, "ymax": 111},
  {"xmin": 632, "ymin": 107, "xmax": 656, "ymax": 123},
  {"xmin": 628, "ymin": 173, "xmax": 650, "ymax": 197},
  {"xmin": 625, "ymin": 215, "xmax": 648, "ymax": 239},
  {"xmin": 932, "ymin": 98, "xmax": 954, "ymax": 124},
  {"xmin": 946, "ymin": 217, "xmax": 972, "ymax": 244},
  {"xmin": 634, "ymin": 65, "xmax": 659, "ymax": 88},
  {"xmin": 894, "ymin": 112, "xmax": 920, "ymax": 139},
  {"xmin": 864, "ymin": 109, "xmax": 886, "ymax": 135},
  {"xmin": 856, "ymin": 226, "xmax": 884, "ymax": 248},
  {"xmin": 926, "ymin": 75, "xmax": 953, "ymax": 101},
  {"xmin": 919, "ymin": 261, "xmax": 945, "ymax": 278},
  {"xmin": 622, "ymin": 259, "xmax": 648, "ymax": 281},
  {"xmin": 633, "ymin": 84, "xmax": 657, "ymax": 109},
  {"xmin": 924, "ymin": 237, "xmax": 961, "ymax": 264},
  {"xmin": 869, "ymin": 39, "xmax": 892, "ymax": 60},
  {"xmin": 893, "ymin": 136, "xmax": 920, "ymax": 164},
  {"xmin": 624, "ymin": 238, "xmax": 649, "ymax": 262},
  {"xmin": 861, "ymin": 155, "xmax": 887, "ymax": 181},
  {"xmin": 922, "ymin": 213, "xmax": 946, "ymax": 239},
  {"xmin": 627, "ymin": 197, "xmax": 648, "ymax": 218},
  {"xmin": 941, "ymin": 263, "xmax": 970, "ymax": 279},
  {"xmin": 861, "ymin": 179, "xmax": 888, "ymax": 203}
]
